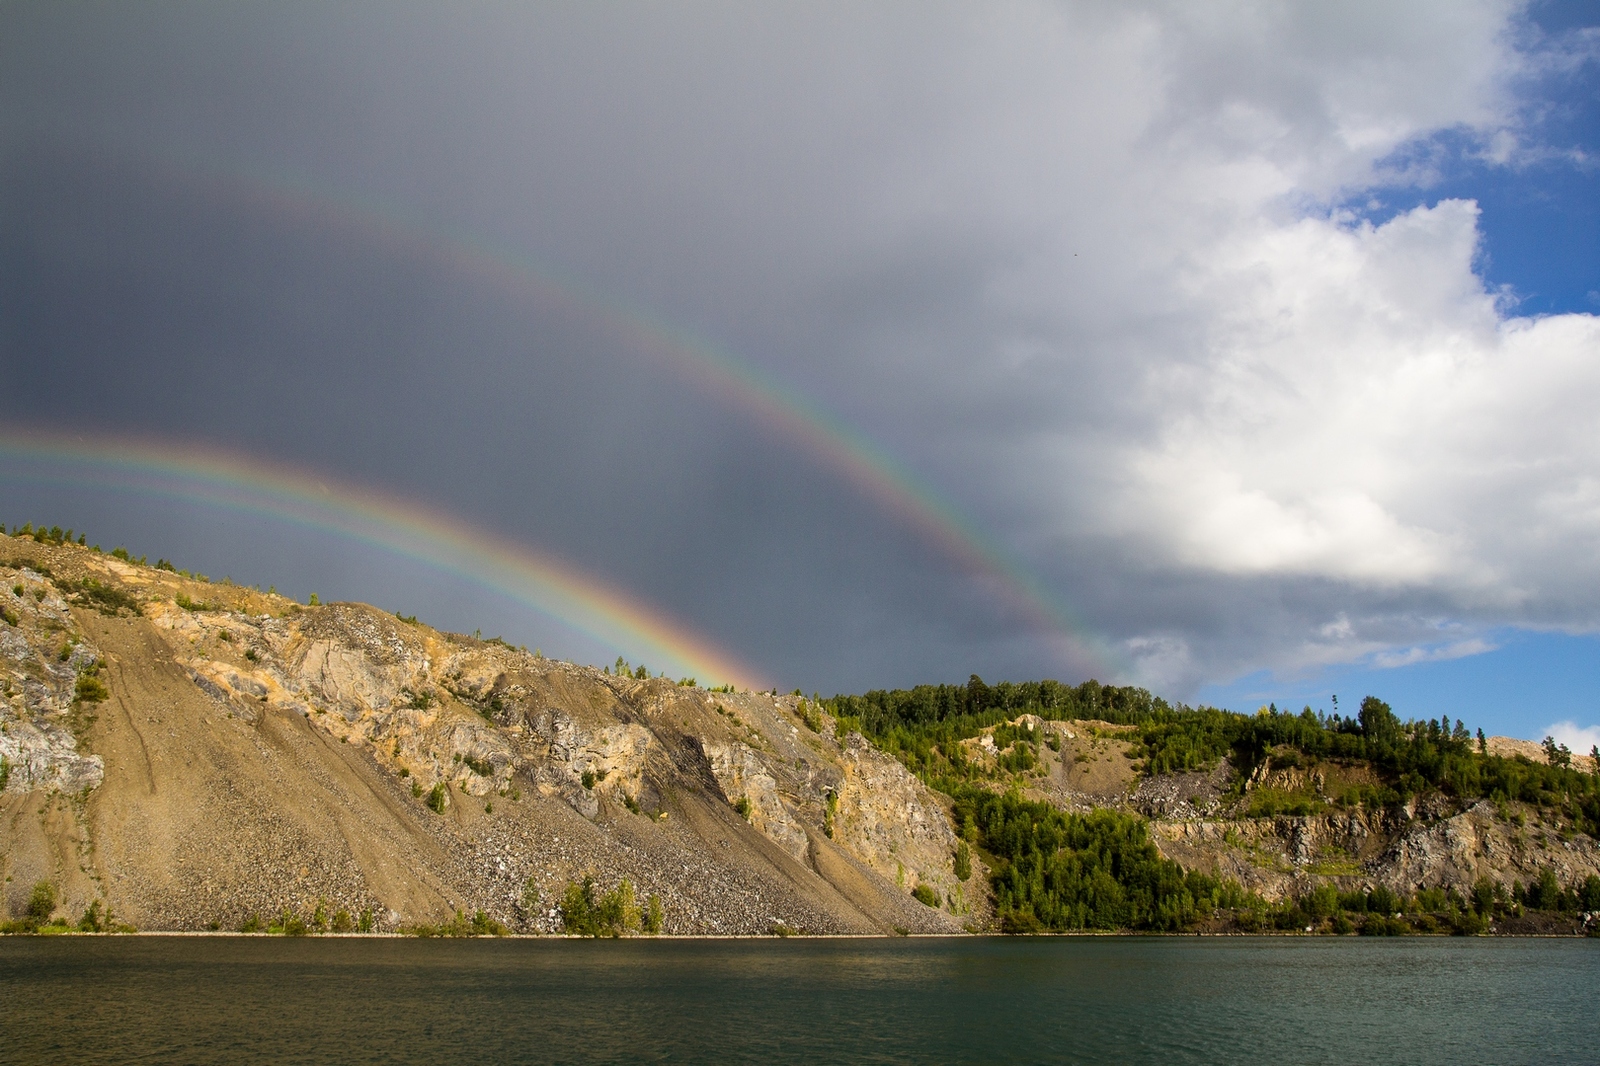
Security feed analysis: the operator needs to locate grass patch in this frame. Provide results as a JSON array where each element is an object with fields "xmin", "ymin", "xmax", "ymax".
[{"xmin": 72, "ymin": 578, "xmax": 141, "ymax": 616}]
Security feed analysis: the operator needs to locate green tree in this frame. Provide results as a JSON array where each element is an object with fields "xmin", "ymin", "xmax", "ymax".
[
  {"xmin": 559, "ymin": 877, "xmax": 642, "ymax": 936},
  {"xmin": 1359, "ymin": 697, "xmax": 1401, "ymax": 746},
  {"xmin": 560, "ymin": 878, "xmax": 596, "ymax": 934},
  {"xmin": 1543, "ymin": 736, "xmax": 1573, "ymax": 768},
  {"xmin": 26, "ymin": 881, "xmax": 57, "ymax": 922},
  {"xmin": 953, "ymin": 840, "xmax": 972, "ymax": 881},
  {"xmin": 1470, "ymin": 877, "xmax": 1497, "ymax": 916}
]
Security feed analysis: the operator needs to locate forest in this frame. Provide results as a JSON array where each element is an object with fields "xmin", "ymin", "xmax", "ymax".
[{"xmin": 828, "ymin": 677, "xmax": 1600, "ymax": 933}]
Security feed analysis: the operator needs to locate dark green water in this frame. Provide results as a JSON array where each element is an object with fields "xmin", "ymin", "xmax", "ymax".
[{"xmin": 3, "ymin": 936, "xmax": 1595, "ymax": 1064}]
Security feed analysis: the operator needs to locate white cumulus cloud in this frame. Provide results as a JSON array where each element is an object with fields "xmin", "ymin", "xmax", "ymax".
[{"xmin": 1543, "ymin": 720, "xmax": 1600, "ymax": 754}]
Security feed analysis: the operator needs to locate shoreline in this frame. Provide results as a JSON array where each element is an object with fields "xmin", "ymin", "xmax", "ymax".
[{"xmin": 4, "ymin": 928, "xmax": 1594, "ymax": 940}]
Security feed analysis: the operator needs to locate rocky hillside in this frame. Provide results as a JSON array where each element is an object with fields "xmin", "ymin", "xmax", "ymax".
[
  {"xmin": 1, "ymin": 535, "xmax": 972, "ymax": 934},
  {"xmin": 4, "ymin": 531, "xmax": 1598, "ymax": 935},
  {"xmin": 1000, "ymin": 716, "xmax": 1600, "ymax": 910}
]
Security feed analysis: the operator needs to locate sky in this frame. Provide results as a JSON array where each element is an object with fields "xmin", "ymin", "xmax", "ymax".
[{"xmin": 1, "ymin": 1, "xmax": 1597, "ymax": 742}]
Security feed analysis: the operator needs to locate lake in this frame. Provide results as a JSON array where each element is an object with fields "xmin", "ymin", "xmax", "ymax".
[{"xmin": 3, "ymin": 936, "xmax": 1595, "ymax": 1064}]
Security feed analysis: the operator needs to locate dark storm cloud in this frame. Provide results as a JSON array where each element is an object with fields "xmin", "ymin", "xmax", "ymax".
[
  {"xmin": 3, "ymin": 1, "xmax": 1597, "ymax": 696},
  {"xmin": 0, "ymin": 119, "xmax": 1069, "ymax": 692}
]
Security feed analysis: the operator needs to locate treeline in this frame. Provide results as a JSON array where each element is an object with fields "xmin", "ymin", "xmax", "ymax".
[
  {"xmin": 3, "ymin": 523, "xmax": 87, "ymax": 548},
  {"xmin": 823, "ymin": 676, "xmax": 1165, "ymax": 783},
  {"xmin": 825, "ymin": 677, "xmax": 1600, "ymax": 832},
  {"xmin": 4, "ymin": 522, "xmax": 153, "ymax": 568},
  {"xmin": 1134, "ymin": 697, "xmax": 1600, "ymax": 832}
]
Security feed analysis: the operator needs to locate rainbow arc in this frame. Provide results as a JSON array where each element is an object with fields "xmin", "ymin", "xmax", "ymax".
[{"xmin": 0, "ymin": 430, "xmax": 769, "ymax": 691}]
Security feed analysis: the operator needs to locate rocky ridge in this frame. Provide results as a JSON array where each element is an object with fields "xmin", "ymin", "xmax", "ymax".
[{"xmin": 1, "ymin": 538, "xmax": 971, "ymax": 933}]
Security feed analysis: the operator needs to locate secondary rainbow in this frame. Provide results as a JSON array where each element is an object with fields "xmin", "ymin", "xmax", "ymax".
[
  {"xmin": 0, "ymin": 430, "xmax": 769, "ymax": 691},
  {"xmin": 95, "ymin": 138, "xmax": 1109, "ymax": 675}
]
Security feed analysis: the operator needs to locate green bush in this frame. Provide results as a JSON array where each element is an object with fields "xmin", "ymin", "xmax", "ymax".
[
  {"xmin": 734, "ymin": 796, "xmax": 752, "ymax": 819},
  {"xmin": 77, "ymin": 900, "xmax": 106, "ymax": 932},
  {"xmin": 1360, "ymin": 915, "xmax": 1411, "ymax": 936},
  {"xmin": 912, "ymin": 883, "xmax": 939, "ymax": 907},
  {"xmin": 272, "ymin": 909, "xmax": 309, "ymax": 936},
  {"xmin": 559, "ymin": 877, "xmax": 643, "ymax": 937},
  {"xmin": 1368, "ymin": 884, "xmax": 1400, "ymax": 916},
  {"xmin": 74, "ymin": 671, "xmax": 109, "ymax": 704},
  {"xmin": 426, "ymin": 782, "xmax": 448, "ymax": 813},
  {"xmin": 26, "ymin": 882, "xmax": 57, "ymax": 922}
]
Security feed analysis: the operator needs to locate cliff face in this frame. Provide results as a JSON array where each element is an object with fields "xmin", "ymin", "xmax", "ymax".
[
  {"xmin": 1151, "ymin": 797, "xmax": 1600, "ymax": 902},
  {"xmin": 0, "ymin": 539, "xmax": 966, "ymax": 933}
]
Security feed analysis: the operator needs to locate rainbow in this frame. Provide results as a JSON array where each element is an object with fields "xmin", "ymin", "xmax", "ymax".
[
  {"xmin": 82, "ymin": 139, "xmax": 1109, "ymax": 676},
  {"xmin": 0, "ymin": 429, "xmax": 770, "ymax": 691}
]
